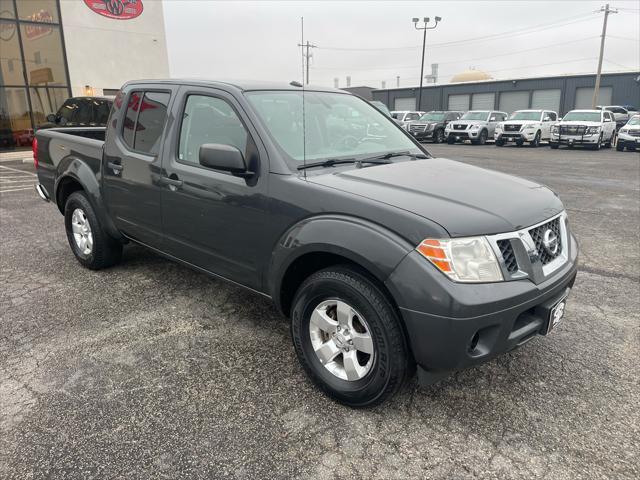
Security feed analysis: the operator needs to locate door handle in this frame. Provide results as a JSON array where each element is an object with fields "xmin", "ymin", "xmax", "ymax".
[
  {"xmin": 162, "ymin": 176, "xmax": 183, "ymax": 190},
  {"xmin": 108, "ymin": 162, "xmax": 123, "ymax": 174}
]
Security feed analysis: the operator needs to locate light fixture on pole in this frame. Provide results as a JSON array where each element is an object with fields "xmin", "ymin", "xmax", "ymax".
[{"xmin": 412, "ymin": 16, "xmax": 441, "ymax": 111}]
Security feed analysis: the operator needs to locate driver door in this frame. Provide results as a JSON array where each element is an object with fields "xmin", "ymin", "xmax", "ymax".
[{"xmin": 159, "ymin": 86, "xmax": 269, "ymax": 290}]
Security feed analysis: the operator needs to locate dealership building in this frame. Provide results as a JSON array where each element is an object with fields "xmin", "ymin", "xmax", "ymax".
[
  {"xmin": 372, "ymin": 70, "xmax": 640, "ymax": 115},
  {"xmin": 1, "ymin": 0, "xmax": 169, "ymax": 151}
]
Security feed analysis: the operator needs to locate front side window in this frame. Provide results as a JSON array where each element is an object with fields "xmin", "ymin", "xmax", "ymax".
[
  {"xmin": 246, "ymin": 91, "xmax": 422, "ymax": 164},
  {"xmin": 461, "ymin": 111, "xmax": 490, "ymax": 121},
  {"xmin": 178, "ymin": 95, "xmax": 248, "ymax": 164},
  {"xmin": 122, "ymin": 91, "xmax": 170, "ymax": 154}
]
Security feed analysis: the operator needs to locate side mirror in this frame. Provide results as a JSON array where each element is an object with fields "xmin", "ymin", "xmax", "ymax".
[
  {"xmin": 46, "ymin": 114, "xmax": 57, "ymax": 123},
  {"xmin": 199, "ymin": 143, "xmax": 254, "ymax": 178}
]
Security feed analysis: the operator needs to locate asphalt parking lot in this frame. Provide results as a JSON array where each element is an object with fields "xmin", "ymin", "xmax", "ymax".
[{"xmin": 1, "ymin": 144, "xmax": 638, "ymax": 479}]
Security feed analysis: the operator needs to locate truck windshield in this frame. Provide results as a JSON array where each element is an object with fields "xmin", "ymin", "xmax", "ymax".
[
  {"xmin": 563, "ymin": 112, "xmax": 602, "ymax": 122},
  {"xmin": 419, "ymin": 112, "xmax": 445, "ymax": 121},
  {"xmin": 509, "ymin": 111, "xmax": 542, "ymax": 121},
  {"xmin": 626, "ymin": 116, "xmax": 639, "ymax": 125},
  {"xmin": 246, "ymin": 91, "xmax": 422, "ymax": 165},
  {"xmin": 461, "ymin": 111, "xmax": 490, "ymax": 121}
]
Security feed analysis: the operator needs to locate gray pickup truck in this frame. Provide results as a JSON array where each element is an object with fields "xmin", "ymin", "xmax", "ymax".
[{"xmin": 34, "ymin": 80, "xmax": 579, "ymax": 407}]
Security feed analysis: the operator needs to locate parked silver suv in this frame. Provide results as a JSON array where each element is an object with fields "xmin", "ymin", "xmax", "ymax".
[{"xmin": 445, "ymin": 110, "xmax": 508, "ymax": 145}]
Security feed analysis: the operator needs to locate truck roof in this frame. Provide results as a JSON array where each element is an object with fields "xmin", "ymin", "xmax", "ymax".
[{"xmin": 121, "ymin": 78, "xmax": 345, "ymax": 94}]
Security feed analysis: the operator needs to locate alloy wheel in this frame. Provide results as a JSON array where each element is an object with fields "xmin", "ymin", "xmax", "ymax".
[
  {"xmin": 309, "ymin": 299, "xmax": 375, "ymax": 381},
  {"xmin": 71, "ymin": 208, "xmax": 93, "ymax": 255}
]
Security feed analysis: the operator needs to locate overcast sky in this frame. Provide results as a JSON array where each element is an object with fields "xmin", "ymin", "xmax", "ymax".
[{"xmin": 163, "ymin": 0, "xmax": 640, "ymax": 88}]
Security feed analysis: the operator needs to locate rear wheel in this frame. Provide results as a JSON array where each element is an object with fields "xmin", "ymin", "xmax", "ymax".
[
  {"xmin": 64, "ymin": 191, "xmax": 122, "ymax": 269},
  {"xmin": 291, "ymin": 266, "xmax": 410, "ymax": 407}
]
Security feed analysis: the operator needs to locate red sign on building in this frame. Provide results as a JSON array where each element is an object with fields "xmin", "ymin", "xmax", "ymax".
[{"xmin": 83, "ymin": 0, "xmax": 144, "ymax": 20}]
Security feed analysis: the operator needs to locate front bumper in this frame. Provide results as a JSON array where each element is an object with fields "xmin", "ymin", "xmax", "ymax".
[
  {"xmin": 617, "ymin": 133, "xmax": 640, "ymax": 147},
  {"xmin": 385, "ymin": 232, "xmax": 579, "ymax": 383},
  {"xmin": 410, "ymin": 129, "xmax": 435, "ymax": 141},
  {"xmin": 496, "ymin": 130, "xmax": 537, "ymax": 142},
  {"xmin": 446, "ymin": 129, "xmax": 481, "ymax": 141},
  {"xmin": 550, "ymin": 132, "xmax": 600, "ymax": 145}
]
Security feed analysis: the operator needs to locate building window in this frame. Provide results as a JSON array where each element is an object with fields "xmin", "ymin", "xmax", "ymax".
[{"xmin": 0, "ymin": 0, "xmax": 70, "ymax": 151}]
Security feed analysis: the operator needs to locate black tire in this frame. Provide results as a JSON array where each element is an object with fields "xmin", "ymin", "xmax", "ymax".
[
  {"xmin": 550, "ymin": 142, "xmax": 559, "ymax": 149},
  {"xmin": 433, "ymin": 128, "xmax": 445, "ymax": 144},
  {"xmin": 591, "ymin": 134, "xmax": 602, "ymax": 150},
  {"xmin": 616, "ymin": 142, "xmax": 624, "ymax": 152},
  {"xmin": 446, "ymin": 135, "xmax": 455, "ymax": 145},
  {"xmin": 473, "ymin": 129, "xmax": 488, "ymax": 145},
  {"xmin": 530, "ymin": 131, "xmax": 541, "ymax": 148},
  {"xmin": 495, "ymin": 138, "xmax": 504, "ymax": 147},
  {"xmin": 64, "ymin": 191, "xmax": 122, "ymax": 270},
  {"xmin": 291, "ymin": 266, "xmax": 410, "ymax": 407},
  {"xmin": 605, "ymin": 131, "xmax": 614, "ymax": 148},
  {"xmin": 515, "ymin": 139, "xmax": 524, "ymax": 147}
]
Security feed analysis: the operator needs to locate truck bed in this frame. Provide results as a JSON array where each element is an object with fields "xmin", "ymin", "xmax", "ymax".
[{"xmin": 35, "ymin": 127, "xmax": 106, "ymax": 203}]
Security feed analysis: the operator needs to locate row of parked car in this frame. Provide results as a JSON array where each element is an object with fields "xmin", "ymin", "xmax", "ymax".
[{"xmin": 390, "ymin": 105, "xmax": 640, "ymax": 152}]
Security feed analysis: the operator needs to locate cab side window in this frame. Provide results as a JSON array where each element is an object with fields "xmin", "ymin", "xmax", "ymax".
[
  {"xmin": 544, "ymin": 112, "xmax": 557, "ymax": 121},
  {"xmin": 178, "ymin": 95, "xmax": 248, "ymax": 164},
  {"xmin": 122, "ymin": 91, "xmax": 171, "ymax": 155}
]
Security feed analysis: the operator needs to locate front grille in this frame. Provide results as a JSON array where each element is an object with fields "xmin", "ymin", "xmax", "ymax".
[
  {"xmin": 504, "ymin": 124, "xmax": 521, "ymax": 132},
  {"xmin": 560, "ymin": 125, "xmax": 586, "ymax": 135},
  {"xmin": 497, "ymin": 239, "xmax": 518, "ymax": 273},
  {"xmin": 628, "ymin": 130, "xmax": 640, "ymax": 137},
  {"xmin": 529, "ymin": 218, "xmax": 562, "ymax": 265},
  {"xmin": 453, "ymin": 124, "xmax": 467, "ymax": 130},
  {"xmin": 409, "ymin": 124, "xmax": 428, "ymax": 133}
]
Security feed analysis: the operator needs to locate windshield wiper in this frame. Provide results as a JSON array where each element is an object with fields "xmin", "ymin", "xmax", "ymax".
[
  {"xmin": 364, "ymin": 151, "xmax": 429, "ymax": 161},
  {"xmin": 297, "ymin": 158, "xmax": 391, "ymax": 170}
]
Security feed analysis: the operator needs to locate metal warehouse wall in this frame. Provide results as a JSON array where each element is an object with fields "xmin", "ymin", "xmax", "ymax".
[{"xmin": 372, "ymin": 72, "xmax": 640, "ymax": 115}]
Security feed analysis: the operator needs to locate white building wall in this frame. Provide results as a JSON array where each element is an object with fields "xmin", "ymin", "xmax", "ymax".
[{"xmin": 59, "ymin": 0, "xmax": 169, "ymax": 96}]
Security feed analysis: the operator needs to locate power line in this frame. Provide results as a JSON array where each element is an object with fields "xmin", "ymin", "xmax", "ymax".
[
  {"xmin": 311, "ymin": 35, "xmax": 600, "ymax": 73},
  {"xmin": 316, "ymin": 12, "xmax": 598, "ymax": 52}
]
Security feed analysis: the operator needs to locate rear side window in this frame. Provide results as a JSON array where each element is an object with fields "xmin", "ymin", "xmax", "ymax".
[
  {"xmin": 178, "ymin": 95, "xmax": 248, "ymax": 164},
  {"xmin": 122, "ymin": 91, "xmax": 170, "ymax": 155}
]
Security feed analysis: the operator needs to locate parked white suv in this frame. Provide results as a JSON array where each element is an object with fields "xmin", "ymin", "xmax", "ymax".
[
  {"xmin": 616, "ymin": 114, "xmax": 640, "ymax": 151},
  {"xmin": 495, "ymin": 110, "xmax": 558, "ymax": 147},
  {"xmin": 391, "ymin": 111, "xmax": 425, "ymax": 128},
  {"xmin": 597, "ymin": 105, "xmax": 630, "ymax": 129},
  {"xmin": 550, "ymin": 109, "xmax": 616, "ymax": 150},
  {"xmin": 445, "ymin": 110, "xmax": 508, "ymax": 145}
]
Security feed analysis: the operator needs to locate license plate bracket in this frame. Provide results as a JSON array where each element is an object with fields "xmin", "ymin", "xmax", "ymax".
[{"xmin": 545, "ymin": 293, "xmax": 569, "ymax": 335}]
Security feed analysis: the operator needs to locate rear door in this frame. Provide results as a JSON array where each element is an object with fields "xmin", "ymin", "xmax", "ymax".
[
  {"xmin": 158, "ymin": 86, "xmax": 269, "ymax": 290},
  {"xmin": 103, "ymin": 85, "xmax": 176, "ymax": 247}
]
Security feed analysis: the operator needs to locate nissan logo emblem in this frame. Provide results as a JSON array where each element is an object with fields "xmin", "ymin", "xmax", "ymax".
[{"xmin": 542, "ymin": 229, "xmax": 559, "ymax": 255}]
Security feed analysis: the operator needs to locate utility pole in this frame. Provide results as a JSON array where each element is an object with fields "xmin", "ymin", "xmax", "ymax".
[
  {"xmin": 297, "ymin": 30, "xmax": 317, "ymax": 85},
  {"xmin": 592, "ymin": 4, "xmax": 617, "ymax": 107},
  {"xmin": 412, "ymin": 16, "xmax": 442, "ymax": 111}
]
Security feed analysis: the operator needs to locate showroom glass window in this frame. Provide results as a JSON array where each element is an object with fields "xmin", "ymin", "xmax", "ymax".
[{"xmin": 0, "ymin": 0, "xmax": 70, "ymax": 151}]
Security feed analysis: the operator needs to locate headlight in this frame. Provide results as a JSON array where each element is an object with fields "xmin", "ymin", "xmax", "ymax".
[
  {"xmin": 586, "ymin": 126, "xmax": 601, "ymax": 134},
  {"xmin": 470, "ymin": 124, "xmax": 479, "ymax": 130},
  {"xmin": 416, "ymin": 237, "xmax": 503, "ymax": 283},
  {"xmin": 523, "ymin": 124, "xmax": 536, "ymax": 129},
  {"xmin": 620, "ymin": 128, "xmax": 629, "ymax": 134}
]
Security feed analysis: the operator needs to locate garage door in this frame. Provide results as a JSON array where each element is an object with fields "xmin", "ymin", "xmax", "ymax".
[
  {"xmin": 448, "ymin": 94, "xmax": 469, "ymax": 111},
  {"xmin": 499, "ymin": 91, "xmax": 530, "ymax": 115},
  {"xmin": 531, "ymin": 89, "xmax": 561, "ymax": 112},
  {"xmin": 574, "ymin": 87, "xmax": 612, "ymax": 109},
  {"xmin": 394, "ymin": 97, "xmax": 416, "ymax": 111},
  {"xmin": 471, "ymin": 93, "xmax": 495, "ymax": 110}
]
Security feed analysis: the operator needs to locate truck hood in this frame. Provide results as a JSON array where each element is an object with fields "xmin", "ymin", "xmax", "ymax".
[
  {"xmin": 308, "ymin": 158, "xmax": 564, "ymax": 237},
  {"xmin": 557, "ymin": 121, "xmax": 602, "ymax": 127},
  {"xmin": 450, "ymin": 119, "xmax": 488, "ymax": 127},
  {"xmin": 502, "ymin": 120, "xmax": 540, "ymax": 126}
]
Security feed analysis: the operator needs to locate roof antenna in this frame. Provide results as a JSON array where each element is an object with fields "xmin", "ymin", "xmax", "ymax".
[{"xmin": 290, "ymin": 81, "xmax": 303, "ymax": 87}]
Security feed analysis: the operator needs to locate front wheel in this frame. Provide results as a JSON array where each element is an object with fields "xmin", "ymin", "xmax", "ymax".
[
  {"xmin": 291, "ymin": 267, "xmax": 410, "ymax": 407},
  {"xmin": 616, "ymin": 142, "xmax": 625, "ymax": 151},
  {"xmin": 475, "ymin": 129, "xmax": 488, "ymax": 145},
  {"xmin": 550, "ymin": 142, "xmax": 559, "ymax": 149},
  {"xmin": 64, "ymin": 191, "xmax": 122, "ymax": 270},
  {"xmin": 495, "ymin": 138, "xmax": 504, "ymax": 147},
  {"xmin": 530, "ymin": 131, "xmax": 541, "ymax": 148},
  {"xmin": 605, "ymin": 131, "xmax": 614, "ymax": 148},
  {"xmin": 433, "ymin": 128, "xmax": 445, "ymax": 143},
  {"xmin": 446, "ymin": 135, "xmax": 455, "ymax": 145}
]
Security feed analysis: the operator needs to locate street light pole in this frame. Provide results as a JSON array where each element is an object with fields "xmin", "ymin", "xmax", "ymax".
[{"xmin": 413, "ymin": 16, "xmax": 441, "ymax": 111}]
